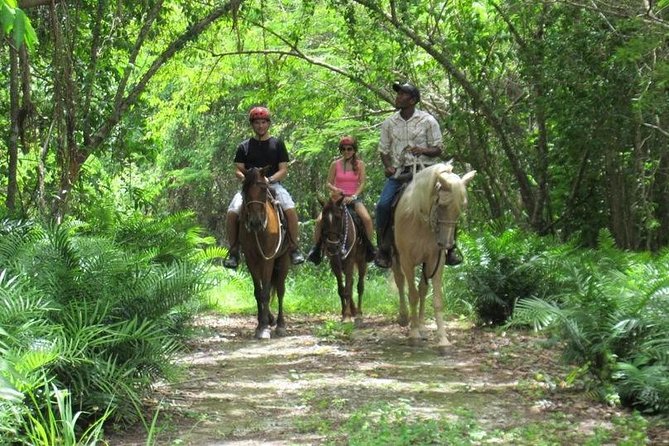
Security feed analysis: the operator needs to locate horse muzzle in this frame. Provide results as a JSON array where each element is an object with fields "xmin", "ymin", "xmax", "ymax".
[{"xmin": 436, "ymin": 224, "xmax": 456, "ymax": 250}]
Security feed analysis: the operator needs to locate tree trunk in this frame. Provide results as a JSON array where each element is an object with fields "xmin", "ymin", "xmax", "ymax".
[{"xmin": 7, "ymin": 40, "xmax": 20, "ymax": 214}]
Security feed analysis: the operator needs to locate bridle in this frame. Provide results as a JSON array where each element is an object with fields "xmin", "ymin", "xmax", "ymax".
[
  {"xmin": 242, "ymin": 176, "xmax": 284, "ymax": 260},
  {"xmin": 322, "ymin": 203, "xmax": 356, "ymax": 260}
]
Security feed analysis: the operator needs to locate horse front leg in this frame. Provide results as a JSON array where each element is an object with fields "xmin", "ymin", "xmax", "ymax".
[
  {"xmin": 401, "ymin": 262, "xmax": 422, "ymax": 346},
  {"xmin": 273, "ymin": 260, "xmax": 289, "ymax": 337},
  {"xmin": 254, "ymin": 280, "xmax": 272, "ymax": 340},
  {"xmin": 417, "ymin": 275, "xmax": 429, "ymax": 340},
  {"xmin": 431, "ymin": 270, "xmax": 451, "ymax": 355},
  {"xmin": 354, "ymin": 260, "xmax": 367, "ymax": 327},
  {"xmin": 391, "ymin": 261, "xmax": 409, "ymax": 327},
  {"xmin": 343, "ymin": 263, "xmax": 355, "ymax": 323}
]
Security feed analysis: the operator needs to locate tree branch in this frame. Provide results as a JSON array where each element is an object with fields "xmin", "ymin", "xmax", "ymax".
[{"xmin": 87, "ymin": 2, "xmax": 235, "ymax": 151}]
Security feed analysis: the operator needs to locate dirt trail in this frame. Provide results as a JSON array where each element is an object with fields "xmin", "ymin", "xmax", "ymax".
[{"xmin": 105, "ymin": 314, "xmax": 668, "ymax": 445}]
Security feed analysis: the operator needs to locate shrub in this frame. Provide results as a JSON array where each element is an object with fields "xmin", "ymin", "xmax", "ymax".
[{"xmin": 445, "ymin": 228, "xmax": 565, "ymax": 325}]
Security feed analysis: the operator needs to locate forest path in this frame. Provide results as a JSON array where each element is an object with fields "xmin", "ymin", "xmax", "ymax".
[{"xmin": 105, "ymin": 314, "xmax": 668, "ymax": 445}]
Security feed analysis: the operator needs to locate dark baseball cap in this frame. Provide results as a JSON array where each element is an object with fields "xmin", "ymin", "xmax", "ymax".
[{"xmin": 392, "ymin": 81, "xmax": 420, "ymax": 102}]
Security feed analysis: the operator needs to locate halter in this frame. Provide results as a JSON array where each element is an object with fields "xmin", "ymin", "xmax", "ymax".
[{"xmin": 323, "ymin": 203, "xmax": 356, "ymax": 260}]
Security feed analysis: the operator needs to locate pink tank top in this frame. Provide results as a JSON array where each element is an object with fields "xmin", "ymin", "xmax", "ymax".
[{"xmin": 334, "ymin": 159, "xmax": 360, "ymax": 196}]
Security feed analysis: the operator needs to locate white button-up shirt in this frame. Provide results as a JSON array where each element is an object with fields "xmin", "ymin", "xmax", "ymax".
[{"xmin": 378, "ymin": 109, "xmax": 443, "ymax": 169}]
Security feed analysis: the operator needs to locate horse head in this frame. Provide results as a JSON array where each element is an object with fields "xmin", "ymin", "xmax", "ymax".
[
  {"xmin": 433, "ymin": 168, "xmax": 476, "ymax": 250},
  {"xmin": 241, "ymin": 166, "xmax": 272, "ymax": 232},
  {"xmin": 321, "ymin": 196, "xmax": 348, "ymax": 257}
]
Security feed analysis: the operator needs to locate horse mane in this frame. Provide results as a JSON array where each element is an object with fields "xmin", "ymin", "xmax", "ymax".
[
  {"xmin": 397, "ymin": 163, "xmax": 462, "ymax": 219},
  {"xmin": 242, "ymin": 167, "xmax": 269, "ymax": 196}
]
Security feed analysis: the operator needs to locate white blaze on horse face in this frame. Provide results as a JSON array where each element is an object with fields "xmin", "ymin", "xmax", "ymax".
[{"xmin": 435, "ymin": 188, "xmax": 458, "ymax": 249}]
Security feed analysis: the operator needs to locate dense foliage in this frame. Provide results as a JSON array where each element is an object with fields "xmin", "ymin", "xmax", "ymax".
[
  {"xmin": 0, "ymin": 215, "xmax": 217, "ymax": 444},
  {"xmin": 1, "ymin": 0, "xmax": 669, "ymax": 442}
]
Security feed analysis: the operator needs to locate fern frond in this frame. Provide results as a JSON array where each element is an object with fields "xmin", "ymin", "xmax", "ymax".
[{"xmin": 509, "ymin": 297, "xmax": 565, "ymax": 331}]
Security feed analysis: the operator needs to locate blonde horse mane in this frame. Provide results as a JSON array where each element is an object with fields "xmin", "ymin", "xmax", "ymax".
[{"xmin": 396, "ymin": 162, "xmax": 467, "ymax": 221}]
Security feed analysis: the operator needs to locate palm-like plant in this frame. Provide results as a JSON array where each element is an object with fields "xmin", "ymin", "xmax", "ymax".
[
  {"xmin": 0, "ymin": 214, "xmax": 217, "ymax": 438},
  {"xmin": 511, "ymin": 236, "xmax": 669, "ymax": 412}
]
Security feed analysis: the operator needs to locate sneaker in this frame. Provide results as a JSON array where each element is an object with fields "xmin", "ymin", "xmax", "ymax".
[
  {"xmin": 373, "ymin": 249, "xmax": 391, "ymax": 268},
  {"xmin": 445, "ymin": 249, "xmax": 462, "ymax": 266},
  {"xmin": 291, "ymin": 250, "xmax": 305, "ymax": 265},
  {"xmin": 223, "ymin": 252, "xmax": 239, "ymax": 269},
  {"xmin": 306, "ymin": 245, "xmax": 322, "ymax": 265}
]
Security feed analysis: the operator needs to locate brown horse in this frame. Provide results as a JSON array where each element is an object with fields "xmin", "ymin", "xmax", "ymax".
[
  {"xmin": 390, "ymin": 162, "xmax": 475, "ymax": 354},
  {"xmin": 320, "ymin": 197, "xmax": 368, "ymax": 325},
  {"xmin": 239, "ymin": 167, "xmax": 291, "ymax": 339}
]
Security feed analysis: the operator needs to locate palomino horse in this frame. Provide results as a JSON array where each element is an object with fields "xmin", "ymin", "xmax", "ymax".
[
  {"xmin": 239, "ymin": 167, "xmax": 291, "ymax": 339},
  {"xmin": 390, "ymin": 162, "xmax": 475, "ymax": 354},
  {"xmin": 320, "ymin": 197, "xmax": 367, "ymax": 325}
]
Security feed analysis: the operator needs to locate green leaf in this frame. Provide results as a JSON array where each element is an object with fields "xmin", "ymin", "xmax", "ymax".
[{"xmin": 0, "ymin": 1, "xmax": 15, "ymax": 34}]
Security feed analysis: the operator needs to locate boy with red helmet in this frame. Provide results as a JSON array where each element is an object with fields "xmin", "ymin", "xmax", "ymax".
[{"xmin": 222, "ymin": 106, "xmax": 305, "ymax": 268}]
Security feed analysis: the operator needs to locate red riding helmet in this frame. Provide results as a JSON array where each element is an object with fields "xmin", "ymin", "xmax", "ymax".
[
  {"xmin": 338, "ymin": 135, "xmax": 357, "ymax": 149},
  {"xmin": 249, "ymin": 106, "xmax": 271, "ymax": 122}
]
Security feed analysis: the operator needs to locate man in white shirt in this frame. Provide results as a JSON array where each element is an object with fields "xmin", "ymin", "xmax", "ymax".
[{"xmin": 374, "ymin": 81, "xmax": 461, "ymax": 268}]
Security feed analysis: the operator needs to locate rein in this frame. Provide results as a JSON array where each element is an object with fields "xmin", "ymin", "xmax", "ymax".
[
  {"xmin": 324, "ymin": 204, "xmax": 356, "ymax": 260},
  {"xmin": 243, "ymin": 182, "xmax": 285, "ymax": 261}
]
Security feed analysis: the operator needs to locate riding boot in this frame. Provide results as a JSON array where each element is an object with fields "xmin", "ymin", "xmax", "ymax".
[
  {"xmin": 223, "ymin": 212, "xmax": 240, "ymax": 269},
  {"xmin": 285, "ymin": 208, "xmax": 305, "ymax": 265},
  {"xmin": 307, "ymin": 240, "xmax": 322, "ymax": 265},
  {"xmin": 373, "ymin": 228, "xmax": 391, "ymax": 269}
]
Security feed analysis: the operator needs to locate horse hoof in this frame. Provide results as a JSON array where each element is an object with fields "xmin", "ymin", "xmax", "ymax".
[
  {"xmin": 354, "ymin": 316, "xmax": 363, "ymax": 328},
  {"xmin": 275, "ymin": 326, "xmax": 287, "ymax": 337},
  {"xmin": 409, "ymin": 337, "xmax": 422, "ymax": 347},
  {"xmin": 438, "ymin": 345, "xmax": 450, "ymax": 356},
  {"xmin": 255, "ymin": 328, "xmax": 271, "ymax": 340}
]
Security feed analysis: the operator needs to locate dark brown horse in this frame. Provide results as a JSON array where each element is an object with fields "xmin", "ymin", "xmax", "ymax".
[
  {"xmin": 320, "ymin": 197, "xmax": 368, "ymax": 325},
  {"xmin": 239, "ymin": 167, "xmax": 290, "ymax": 339}
]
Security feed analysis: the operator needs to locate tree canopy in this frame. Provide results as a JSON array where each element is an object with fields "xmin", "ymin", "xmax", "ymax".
[{"xmin": 2, "ymin": 0, "xmax": 669, "ymax": 250}]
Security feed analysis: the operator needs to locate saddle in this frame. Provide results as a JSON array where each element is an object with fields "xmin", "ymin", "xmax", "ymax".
[{"xmin": 266, "ymin": 187, "xmax": 289, "ymax": 241}]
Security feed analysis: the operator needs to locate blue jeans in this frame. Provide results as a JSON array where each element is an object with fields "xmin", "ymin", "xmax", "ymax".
[{"xmin": 375, "ymin": 178, "xmax": 402, "ymax": 238}]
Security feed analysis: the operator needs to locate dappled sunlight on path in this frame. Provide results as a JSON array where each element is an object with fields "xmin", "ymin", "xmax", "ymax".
[{"xmin": 105, "ymin": 314, "xmax": 668, "ymax": 445}]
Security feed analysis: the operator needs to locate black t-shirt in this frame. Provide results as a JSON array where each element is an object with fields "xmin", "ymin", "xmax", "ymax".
[{"xmin": 233, "ymin": 137, "xmax": 289, "ymax": 178}]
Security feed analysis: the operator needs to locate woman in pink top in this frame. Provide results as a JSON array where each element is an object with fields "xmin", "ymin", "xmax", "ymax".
[{"xmin": 307, "ymin": 136, "xmax": 376, "ymax": 264}]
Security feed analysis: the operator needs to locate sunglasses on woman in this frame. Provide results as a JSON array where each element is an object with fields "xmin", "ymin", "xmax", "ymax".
[{"xmin": 340, "ymin": 146, "xmax": 355, "ymax": 152}]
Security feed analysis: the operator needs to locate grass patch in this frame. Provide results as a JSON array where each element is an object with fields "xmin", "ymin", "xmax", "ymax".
[
  {"xmin": 320, "ymin": 403, "xmax": 650, "ymax": 445},
  {"xmin": 207, "ymin": 264, "xmax": 402, "ymax": 317}
]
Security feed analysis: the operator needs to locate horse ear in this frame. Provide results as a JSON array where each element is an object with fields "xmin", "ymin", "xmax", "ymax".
[
  {"xmin": 462, "ymin": 170, "xmax": 476, "ymax": 185},
  {"xmin": 261, "ymin": 165, "xmax": 272, "ymax": 177},
  {"xmin": 317, "ymin": 195, "xmax": 327, "ymax": 207}
]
